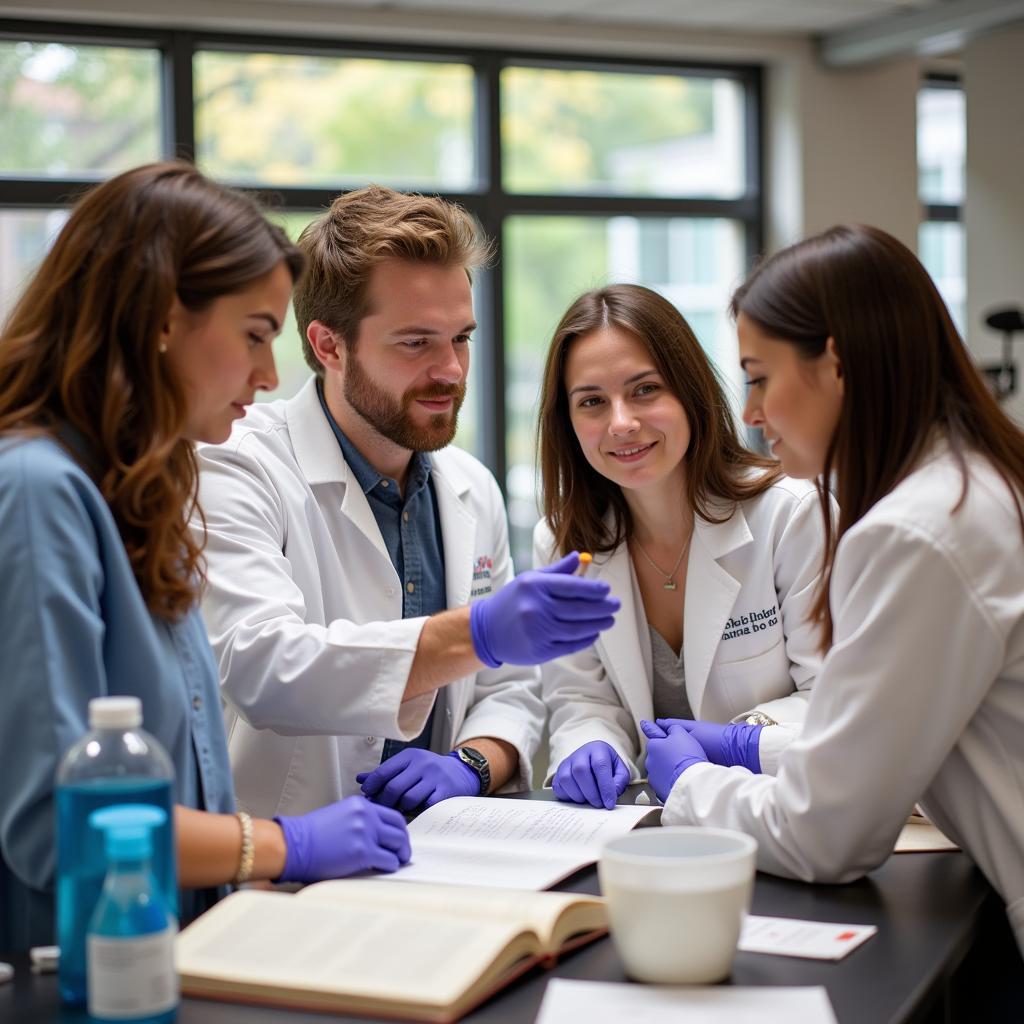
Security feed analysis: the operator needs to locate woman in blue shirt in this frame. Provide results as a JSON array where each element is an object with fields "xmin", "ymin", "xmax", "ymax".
[{"xmin": 0, "ymin": 162, "xmax": 411, "ymax": 952}]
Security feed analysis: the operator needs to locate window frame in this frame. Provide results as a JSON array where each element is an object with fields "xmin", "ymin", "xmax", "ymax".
[
  {"xmin": 919, "ymin": 71, "xmax": 962, "ymax": 226},
  {"xmin": 0, "ymin": 16, "xmax": 763, "ymax": 491},
  {"xmin": 917, "ymin": 71, "xmax": 964, "ymax": 334}
]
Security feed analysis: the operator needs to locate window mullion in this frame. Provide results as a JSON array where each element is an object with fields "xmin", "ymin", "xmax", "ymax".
[
  {"xmin": 163, "ymin": 31, "xmax": 196, "ymax": 162},
  {"xmin": 474, "ymin": 52, "xmax": 507, "ymax": 494}
]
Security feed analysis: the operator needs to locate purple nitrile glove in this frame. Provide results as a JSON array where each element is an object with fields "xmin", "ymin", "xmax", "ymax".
[
  {"xmin": 553, "ymin": 740, "xmax": 631, "ymax": 810},
  {"xmin": 274, "ymin": 795, "xmax": 411, "ymax": 883},
  {"xmin": 640, "ymin": 718, "xmax": 709, "ymax": 803},
  {"xmin": 656, "ymin": 718, "xmax": 764, "ymax": 773},
  {"xmin": 469, "ymin": 552, "xmax": 620, "ymax": 668},
  {"xmin": 356, "ymin": 748, "xmax": 480, "ymax": 813}
]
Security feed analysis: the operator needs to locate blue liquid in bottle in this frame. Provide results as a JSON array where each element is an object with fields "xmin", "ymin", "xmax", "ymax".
[
  {"xmin": 55, "ymin": 697, "xmax": 177, "ymax": 1007},
  {"xmin": 56, "ymin": 778, "xmax": 175, "ymax": 1005}
]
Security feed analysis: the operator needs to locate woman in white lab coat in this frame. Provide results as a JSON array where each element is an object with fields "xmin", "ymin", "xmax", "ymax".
[
  {"xmin": 647, "ymin": 224, "xmax": 1024, "ymax": 959},
  {"xmin": 534, "ymin": 283, "xmax": 831, "ymax": 809}
]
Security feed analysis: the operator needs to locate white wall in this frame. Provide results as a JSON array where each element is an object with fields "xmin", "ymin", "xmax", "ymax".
[
  {"xmin": 765, "ymin": 54, "xmax": 920, "ymax": 252},
  {"xmin": 964, "ymin": 27, "xmax": 1024, "ymax": 424}
]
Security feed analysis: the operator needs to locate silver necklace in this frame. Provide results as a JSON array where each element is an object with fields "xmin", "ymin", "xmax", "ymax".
[{"xmin": 631, "ymin": 535, "xmax": 690, "ymax": 591}]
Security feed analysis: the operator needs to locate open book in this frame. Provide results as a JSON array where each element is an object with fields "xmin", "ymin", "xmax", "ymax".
[
  {"xmin": 378, "ymin": 795, "xmax": 659, "ymax": 889},
  {"xmin": 176, "ymin": 880, "xmax": 606, "ymax": 1023},
  {"xmin": 178, "ymin": 798, "xmax": 657, "ymax": 1021}
]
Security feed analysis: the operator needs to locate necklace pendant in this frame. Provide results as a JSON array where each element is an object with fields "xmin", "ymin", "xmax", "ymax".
[{"xmin": 663, "ymin": 580, "xmax": 677, "ymax": 591}]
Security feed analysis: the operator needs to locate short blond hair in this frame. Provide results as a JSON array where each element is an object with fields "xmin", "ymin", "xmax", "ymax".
[{"xmin": 294, "ymin": 185, "xmax": 492, "ymax": 374}]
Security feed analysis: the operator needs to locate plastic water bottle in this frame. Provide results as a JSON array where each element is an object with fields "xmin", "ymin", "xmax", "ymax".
[
  {"xmin": 87, "ymin": 805, "xmax": 178, "ymax": 1024},
  {"xmin": 55, "ymin": 697, "xmax": 176, "ymax": 1006}
]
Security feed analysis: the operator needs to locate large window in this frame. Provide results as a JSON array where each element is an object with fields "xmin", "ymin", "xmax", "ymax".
[
  {"xmin": 194, "ymin": 52, "xmax": 476, "ymax": 191},
  {"xmin": 501, "ymin": 66, "xmax": 745, "ymax": 199},
  {"xmin": 0, "ymin": 21, "xmax": 762, "ymax": 568},
  {"xmin": 0, "ymin": 36, "xmax": 161, "ymax": 317},
  {"xmin": 0, "ymin": 39, "xmax": 161, "ymax": 177},
  {"xmin": 918, "ymin": 77, "xmax": 965, "ymax": 333}
]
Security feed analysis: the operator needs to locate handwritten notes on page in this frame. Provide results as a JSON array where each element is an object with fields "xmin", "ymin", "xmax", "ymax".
[{"xmin": 376, "ymin": 797, "xmax": 657, "ymax": 890}]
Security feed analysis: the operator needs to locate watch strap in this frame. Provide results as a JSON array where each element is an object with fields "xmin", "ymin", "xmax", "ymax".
[{"xmin": 453, "ymin": 745, "xmax": 491, "ymax": 795}]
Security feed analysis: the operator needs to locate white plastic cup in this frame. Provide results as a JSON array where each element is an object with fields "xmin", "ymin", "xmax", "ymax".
[{"xmin": 598, "ymin": 826, "xmax": 757, "ymax": 984}]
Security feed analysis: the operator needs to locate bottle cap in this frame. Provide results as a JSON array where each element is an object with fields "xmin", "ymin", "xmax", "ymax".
[
  {"xmin": 88, "ymin": 696, "xmax": 143, "ymax": 730},
  {"xmin": 89, "ymin": 804, "xmax": 167, "ymax": 861},
  {"xmin": 28, "ymin": 946, "xmax": 59, "ymax": 972}
]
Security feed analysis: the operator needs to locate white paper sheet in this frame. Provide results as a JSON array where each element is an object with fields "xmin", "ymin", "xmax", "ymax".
[
  {"xmin": 895, "ymin": 820, "xmax": 959, "ymax": 852},
  {"xmin": 740, "ymin": 915, "xmax": 877, "ymax": 960},
  {"xmin": 536, "ymin": 979, "xmax": 838, "ymax": 1024}
]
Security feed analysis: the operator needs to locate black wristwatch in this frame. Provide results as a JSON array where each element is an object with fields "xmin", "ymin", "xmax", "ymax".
[{"xmin": 453, "ymin": 746, "xmax": 491, "ymax": 795}]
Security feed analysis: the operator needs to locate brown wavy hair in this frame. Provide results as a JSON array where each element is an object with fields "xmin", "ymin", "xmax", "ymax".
[
  {"xmin": 540, "ymin": 284, "xmax": 781, "ymax": 556},
  {"xmin": 731, "ymin": 223, "xmax": 1024, "ymax": 648},
  {"xmin": 0, "ymin": 161, "xmax": 304, "ymax": 619},
  {"xmin": 293, "ymin": 184, "xmax": 492, "ymax": 373}
]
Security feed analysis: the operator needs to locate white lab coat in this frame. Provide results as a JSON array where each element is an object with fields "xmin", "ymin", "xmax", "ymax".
[
  {"xmin": 662, "ymin": 440, "xmax": 1024, "ymax": 956},
  {"xmin": 535, "ymin": 476, "xmax": 829, "ymax": 781},
  {"xmin": 195, "ymin": 377, "xmax": 545, "ymax": 818}
]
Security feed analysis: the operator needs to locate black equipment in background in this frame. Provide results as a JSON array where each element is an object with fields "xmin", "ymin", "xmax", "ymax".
[{"xmin": 981, "ymin": 306, "xmax": 1024, "ymax": 401}]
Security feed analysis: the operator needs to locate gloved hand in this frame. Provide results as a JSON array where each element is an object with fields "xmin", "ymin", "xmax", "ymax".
[
  {"xmin": 274, "ymin": 795, "xmax": 411, "ymax": 882},
  {"xmin": 552, "ymin": 740, "xmax": 631, "ymax": 810},
  {"xmin": 470, "ymin": 552, "xmax": 620, "ymax": 668},
  {"xmin": 656, "ymin": 718, "xmax": 763, "ymax": 773},
  {"xmin": 640, "ymin": 719, "xmax": 709, "ymax": 803},
  {"xmin": 356, "ymin": 749, "xmax": 480, "ymax": 813}
]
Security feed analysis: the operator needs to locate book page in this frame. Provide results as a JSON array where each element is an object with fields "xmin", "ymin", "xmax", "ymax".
[
  {"xmin": 408, "ymin": 797, "xmax": 654, "ymax": 850},
  {"xmin": 300, "ymin": 879, "xmax": 604, "ymax": 946},
  {"xmin": 373, "ymin": 798, "xmax": 655, "ymax": 890},
  {"xmin": 176, "ymin": 890, "xmax": 530, "ymax": 1006},
  {"xmin": 537, "ymin": 980, "xmax": 838, "ymax": 1024},
  {"xmin": 376, "ymin": 836, "xmax": 587, "ymax": 889}
]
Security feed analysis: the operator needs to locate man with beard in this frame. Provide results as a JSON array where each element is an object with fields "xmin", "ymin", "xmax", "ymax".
[{"xmin": 195, "ymin": 186, "xmax": 619, "ymax": 824}]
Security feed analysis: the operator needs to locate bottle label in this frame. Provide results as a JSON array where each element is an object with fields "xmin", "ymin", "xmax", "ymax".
[{"xmin": 87, "ymin": 928, "xmax": 178, "ymax": 1018}]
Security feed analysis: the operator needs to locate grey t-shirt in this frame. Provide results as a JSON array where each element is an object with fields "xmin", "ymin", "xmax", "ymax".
[{"xmin": 649, "ymin": 625, "xmax": 693, "ymax": 721}]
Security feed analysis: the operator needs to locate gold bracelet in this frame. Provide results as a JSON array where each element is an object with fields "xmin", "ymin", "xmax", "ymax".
[{"xmin": 233, "ymin": 810, "xmax": 255, "ymax": 887}]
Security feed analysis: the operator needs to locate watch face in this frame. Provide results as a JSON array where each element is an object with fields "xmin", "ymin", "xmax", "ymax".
[
  {"xmin": 457, "ymin": 746, "xmax": 491, "ymax": 794},
  {"xmin": 459, "ymin": 746, "xmax": 487, "ymax": 770}
]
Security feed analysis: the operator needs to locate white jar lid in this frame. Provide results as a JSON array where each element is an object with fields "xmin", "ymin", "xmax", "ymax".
[{"xmin": 88, "ymin": 696, "xmax": 143, "ymax": 729}]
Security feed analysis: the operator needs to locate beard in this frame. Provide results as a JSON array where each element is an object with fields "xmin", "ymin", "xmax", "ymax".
[{"xmin": 343, "ymin": 351, "xmax": 465, "ymax": 452}]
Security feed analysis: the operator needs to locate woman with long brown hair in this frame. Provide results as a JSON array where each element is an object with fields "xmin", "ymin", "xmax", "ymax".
[
  {"xmin": 535, "ymin": 283, "xmax": 831, "ymax": 809},
  {"xmin": 647, "ymin": 224, "xmax": 1024, "ymax": 957},
  {"xmin": 0, "ymin": 162, "xmax": 410, "ymax": 960}
]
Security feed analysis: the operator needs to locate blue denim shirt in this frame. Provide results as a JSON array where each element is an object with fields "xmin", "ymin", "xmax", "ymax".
[
  {"xmin": 316, "ymin": 382, "xmax": 447, "ymax": 758},
  {"xmin": 0, "ymin": 436, "xmax": 235, "ymax": 952}
]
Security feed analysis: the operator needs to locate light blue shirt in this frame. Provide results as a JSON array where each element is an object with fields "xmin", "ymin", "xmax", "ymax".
[{"xmin": 0, "ymin": 436, "xmax": 235, "ymax": 952}]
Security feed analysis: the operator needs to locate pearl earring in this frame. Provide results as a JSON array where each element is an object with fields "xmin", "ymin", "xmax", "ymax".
[{"xmin": 158, "ymin": 342, "xmax": 168, "ymax": 354}]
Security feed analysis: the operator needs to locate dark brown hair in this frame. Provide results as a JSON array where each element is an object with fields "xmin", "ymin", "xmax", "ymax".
[
  {"xmin": 0, "ymin": 161, "xmax": 304, "ymax": 619},
  {"xmin": 731, "ymin": 223, "xmax": 1024, "ymax": 648},
  {"xmin": 293, "ymin": 184, "xmax": 492, "ymax": 374},
  {"xmin": 540, "ymin": 283, "xmax": 781, "ymax": 556}
]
